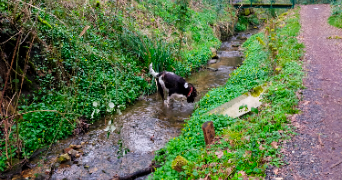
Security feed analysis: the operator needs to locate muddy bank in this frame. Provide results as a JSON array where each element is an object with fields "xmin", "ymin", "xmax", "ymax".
[{"xmin": 3, "ymin": 30, "xmax": 259, "ymax": 180}]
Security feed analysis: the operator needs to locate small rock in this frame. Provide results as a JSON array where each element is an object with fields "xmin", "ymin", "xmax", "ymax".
[
  {"xmin": 210, "ymin": 47, "xmax": 218, "ymax": 59},
  {"xmin": 69, "ymin": 144, "xmax": 82, "ymax": 149},
  {"xmin": 206, "ymin": 67, "xmax": 218, "ymax": 71},
  {"xmin": 75, "ymin": 153, "xmax": 80, "ymax": 158},
  {"xmin": 89, "ymin": 167, "xmax": 98, "ymax": 174},
  {"xmin": 237, "ymin": 36, "xmax": 247, "ymax": 40},
  {"xmin": 45, "ymin": 168, "xmax": 51, "ymax": 175},
  {"xmin": 57, "ymin": 153, "xmax": 71, "ymax": 163},
  {"xmin": 81, "ymin": 142, "xmax": 86, "ymax": 146},
  {"xmin": 53, "ymin": 162, "xmax": 60, "ymax": 169},
  {"xmin": 64, "ymin": 147, "xmax": 73, "ymax": 153},
  {"xmin": 232, "ymin": 44, "xmax": 239, "ymax": 47},
  {"xmin": 150, "ymin": 135, "xmax": 155, "ymax": 141},
  {"xmin": 67, "ymin": 149, "xmax": 79, "ymax": 156},
  {"xmin": 74, "ymin": 145, "xmax": 82, "ymax": 149},
  {"xmin": 207, "ymin": 59, "xmax": 217, "ymax": 64}
]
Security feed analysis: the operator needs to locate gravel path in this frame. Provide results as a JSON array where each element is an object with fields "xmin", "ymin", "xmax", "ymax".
[{"xmin": 267, "ymin": 4, "xmax": 342, "ymax": 180}]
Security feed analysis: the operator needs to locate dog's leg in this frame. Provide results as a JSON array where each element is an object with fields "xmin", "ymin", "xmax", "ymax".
[
  {"xmin": 156, "ymin": 79, "xmax": 165, "ymax": 102},
  {"xmin": 164, "ymin": 96, "xmax": 170, "ymax": 107}
]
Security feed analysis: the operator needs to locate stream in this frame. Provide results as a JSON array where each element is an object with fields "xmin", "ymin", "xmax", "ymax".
[{"xmin": 17, "ymin": 29, "xmax": 258, "ymax": 180}]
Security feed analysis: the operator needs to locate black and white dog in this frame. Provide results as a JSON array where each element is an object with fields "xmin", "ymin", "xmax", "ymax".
[{"xmin": 149, "ymin": 63, "xmax": 197, "ymax": 106}]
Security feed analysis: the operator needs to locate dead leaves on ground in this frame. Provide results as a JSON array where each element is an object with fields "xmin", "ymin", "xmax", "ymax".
[
  {"xmin": 271, "ymin": 141, "xmax": 279, "ymax": 149},
  {"xmin": 214, "ymin": 150, "xmax": 224, "ymax": 159}
]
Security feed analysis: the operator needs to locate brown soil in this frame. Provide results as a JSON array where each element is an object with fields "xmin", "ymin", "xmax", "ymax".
[{"xmin": 267, "ymin": 4, "xmax": 342, "ymax": 180}]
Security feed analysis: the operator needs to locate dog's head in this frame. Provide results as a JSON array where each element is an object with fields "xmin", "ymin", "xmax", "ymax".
[{"xmin": 186, "ymin": 83, "xmax": 197, "ymax": 103}]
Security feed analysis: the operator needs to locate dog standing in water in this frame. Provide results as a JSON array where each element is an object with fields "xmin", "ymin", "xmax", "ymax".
[{"xmin": 149, "ymin": 63, "xmax": 197, "ymax": 106}]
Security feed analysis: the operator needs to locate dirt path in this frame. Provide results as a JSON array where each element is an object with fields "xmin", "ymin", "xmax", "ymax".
[{"xmin": 267, "ymin": 4, "xmax": 342, "ymax": 180}]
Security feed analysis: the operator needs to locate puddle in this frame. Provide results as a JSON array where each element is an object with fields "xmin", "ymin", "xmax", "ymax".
[{"xmin": 16, "ymin": 29, "xmax": 259, "ymax": 180}]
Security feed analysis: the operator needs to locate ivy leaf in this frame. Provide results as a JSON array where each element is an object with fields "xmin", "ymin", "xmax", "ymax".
[{"xmin": 251, "ymin": 107, "xmax": 259, "ymax": 114}]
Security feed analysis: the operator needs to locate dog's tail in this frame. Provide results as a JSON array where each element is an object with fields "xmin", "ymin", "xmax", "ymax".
[{"xmin": 149, "ymin": 63, "xmax": 158, "ymax": 77}]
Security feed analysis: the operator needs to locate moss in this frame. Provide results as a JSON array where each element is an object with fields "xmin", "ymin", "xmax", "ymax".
[
  {"xmin": 171, "ymin": 155, "xmax": 188, "ymax": 172},
  {"xmin": 250, "ymin": 85, "xmax": 263, "ymax": 97},
  {"xmin": 244, "ymin": 9, "xmax": 251, "ymax": 16}
]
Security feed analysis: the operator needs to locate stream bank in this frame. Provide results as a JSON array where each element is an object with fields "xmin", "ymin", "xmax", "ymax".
[{"xmin": 7, "ymin": 29, "xmax": 260, "ymax": 180}]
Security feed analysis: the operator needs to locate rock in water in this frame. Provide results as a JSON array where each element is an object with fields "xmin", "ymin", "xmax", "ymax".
[
  {"xmin": 57, "ymin": 153, "xmax": 71, "ymax": 163},
  {"xmin": 210, "ymin": 47, "xmax": 218, "ymax": 59},
  {"xmin": 207, "ymin": 59, "xmax": 217, "ymax": 64}
]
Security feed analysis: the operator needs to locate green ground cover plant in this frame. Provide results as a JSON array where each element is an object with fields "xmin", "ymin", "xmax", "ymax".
[
  {"xmin": 0, "ymin": 0, "xmax": 242, "ymax": 171},
  {"xmin": 328, "ymin": 1, "xmax": 342, "ymax": 28},
  {"xmin": 152, "ymin": 7, "xmax": 304, "ymax": 179}
]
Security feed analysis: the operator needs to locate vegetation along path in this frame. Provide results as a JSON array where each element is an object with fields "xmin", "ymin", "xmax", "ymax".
[{"xmin": 273, "ymin": 4, "xmax": 342, "ymax": 179}]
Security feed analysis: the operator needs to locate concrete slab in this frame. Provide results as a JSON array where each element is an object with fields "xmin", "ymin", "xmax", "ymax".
[{"xmin": 207, "ymin": 85, "xmax": 266, "ymax": 118}]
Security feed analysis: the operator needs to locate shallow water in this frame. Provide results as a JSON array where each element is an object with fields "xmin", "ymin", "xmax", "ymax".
[{"xmin": 19, "ymin": 29, "xmax": 258, "ymax": 180}]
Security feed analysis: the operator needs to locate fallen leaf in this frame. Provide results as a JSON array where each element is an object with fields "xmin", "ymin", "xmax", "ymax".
[
  {"xmin": 273, "ymin": 168, "xmax": 279, "ymax": 175},
  {"xmin": 259, "ymin": 145, "xmax": 265, "ymax": 151},
  {"xmin": 238, "ymin": 171, "xmax": 247, "ymax": 179},
  {"xmin": 271, "ymin": 141, "xmax": 278, "ymax": 149},
  {"xmin": 215, "ymin": 151, "xmax": 224, "ymax": 159},
  {"xmin": 199, "ymin": 174, "xmax": 210, "ymax": 180},
  {"xmin": 79, "ymin": 26, "xmax": 91, "ymax": 37},
  {"xmin": 226, "ymin": 167, "xmax": 233, "ymax": 176},
  {"xmin": 291, "ymin": 114, "xmax": 298, "ymax": 122},
  {"xmin": 302, "ymin": 101, "xmax": 310, "ymax": 106},
  {"xmin": 296, "ymin": 91, "xmax": 301, "ymax": 100}
]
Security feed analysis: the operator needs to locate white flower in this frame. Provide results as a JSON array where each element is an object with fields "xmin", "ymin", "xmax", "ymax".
[
  {"xmin": 91, "ymin": 109, "xmax": 100, "ymax": 119},
  {"xmin": 91, "ymin": 109, "xmax": 95, "ymax": 119},
  {"xmin": 93, "ymin": 101, "xmax": 98, "ymax": 107},
  {"xmin": 104, "ymin": 120, "xmax": 116, "ymax": 132},
  {"xmin": 108, "ymin": 102, "xmax": 114, "ymax": 109},
  {"xmin": 117, "ymin": 109, "xmax": 122, "ymax": 115}
]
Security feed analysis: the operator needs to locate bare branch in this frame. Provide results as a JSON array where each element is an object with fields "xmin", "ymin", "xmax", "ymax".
[{"xmin": 0, "ymin": 31, "xmax": 21, "ymax": 45}]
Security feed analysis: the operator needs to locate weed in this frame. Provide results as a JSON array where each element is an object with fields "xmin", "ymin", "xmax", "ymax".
[{"xmin": 328, "ymin": 1, "xmax": 342, "ymax": 29}]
